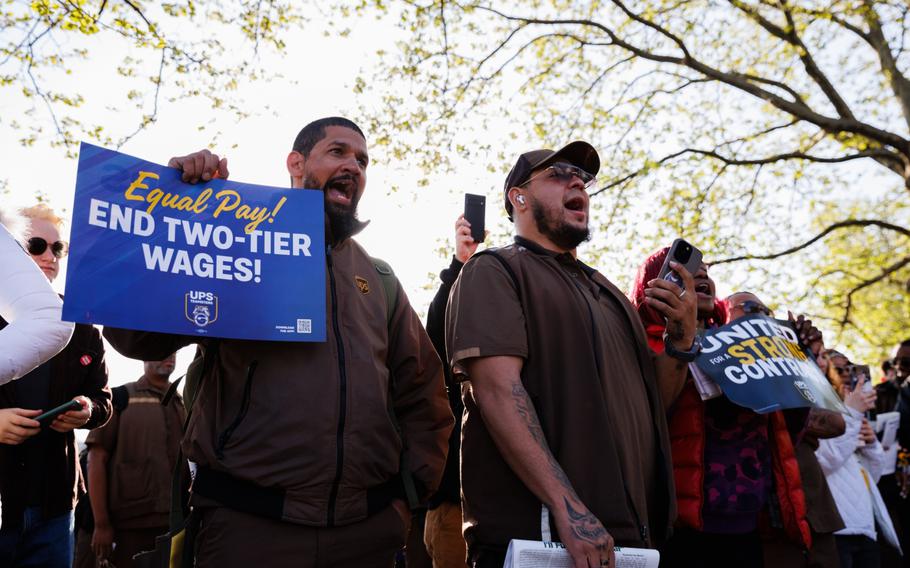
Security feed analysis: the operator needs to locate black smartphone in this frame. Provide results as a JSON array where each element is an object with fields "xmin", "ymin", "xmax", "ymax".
[
  {"xmin": 464, "ymin": 193, "xmax": 486, "ymax": 243},
  {"xmin": 35, "ymin": 399, "xmax": 83, "ymax": 427},
  {"xmin": 847, "ymin": 364, "xmax": 871, "ymax": 390},
  {"xmin": 657, "ymin": 238, "xmax": 703, "ymax": 290}
]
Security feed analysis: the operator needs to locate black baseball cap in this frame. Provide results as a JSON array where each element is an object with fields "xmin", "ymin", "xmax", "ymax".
[{"xmin": 503, "ymin": 141, "xmax": 600, "ymax": 220}]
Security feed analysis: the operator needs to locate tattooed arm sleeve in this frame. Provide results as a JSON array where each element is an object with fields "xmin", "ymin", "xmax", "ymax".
[{"xmin": 465, "ymin": 355, "xmax": 612, "ymax": 561}]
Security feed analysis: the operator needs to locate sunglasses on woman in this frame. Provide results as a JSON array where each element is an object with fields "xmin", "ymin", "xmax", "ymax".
[{"xmin": 26, "ymin": 237, "xmax": 68, "ymax": 259}]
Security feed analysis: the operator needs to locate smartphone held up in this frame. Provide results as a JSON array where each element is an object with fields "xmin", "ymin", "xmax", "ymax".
[
  {"xmin": 657, "ymin": 238, "xmax": 703, "ymax": 289},
  {"xmin": 464, "ymin": 193, "xmax": 486, "ymax": 243}
]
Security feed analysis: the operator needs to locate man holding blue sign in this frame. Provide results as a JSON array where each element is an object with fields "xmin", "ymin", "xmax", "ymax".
[{"xmin": 103, "ymin": 117, "xmax": 452, "ymax": 568}]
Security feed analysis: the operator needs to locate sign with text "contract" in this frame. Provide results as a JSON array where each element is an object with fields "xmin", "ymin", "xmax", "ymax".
[{"xmin": 693, "ymin": 315, "xmax": 845, "ymax": 413}]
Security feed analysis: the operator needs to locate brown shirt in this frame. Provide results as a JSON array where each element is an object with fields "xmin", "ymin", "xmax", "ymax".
[
  {"xmin": 446, "ymin": 237, "xmax": 675, "ymax": 558},
  {"xmin": 86, "ymin": 377, "xmax": 185, "ymax": 529}
]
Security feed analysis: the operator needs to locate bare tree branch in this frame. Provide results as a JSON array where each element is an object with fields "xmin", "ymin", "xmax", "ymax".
[
  {"xmin": 861, "ymin": 2, "xmax": 910, "ymax": 132},
  {"xmin": 121, "ymin": 0, "xmax": 156, "ymax": 33},
  {"xmin": 590, "ymin": 147, "xmax": 899, "ymax": 197},
  {"xmin": 116, "ymin": 47, "xmax": 165, "ymax": 148},
  {"xmin": 685, "ymin": 147, "xmax": 902, "ymax": 167},
  {"xmin": 710, "ymin": 220, "xmax": 910, "ymax": 265},
  {"xmin": 471, "ymin": 3, "xmax": 910, "ymax": 161},
  {"xmin": 841, "ymin": 255, "xmax": 910, "ymax": 326},
  {"xmin": 729, "ymin": 0, "xmax": 856, "ymax": 120}
]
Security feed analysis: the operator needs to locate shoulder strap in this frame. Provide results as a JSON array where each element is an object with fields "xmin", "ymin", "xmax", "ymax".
[
  {"xmin": 112, "ymin": 385, "xmax": 130, "ymax": 413},
  {"xmin": 474, "ymin": 248, "xmax": 521, "ymax": 291},
  {"xmin": 371, "ymin": 257, "xmax": 399, "ymax": 329},
  {"xmin": 370, "ymin": 257, "xmax": 419, "ymax": 510}
]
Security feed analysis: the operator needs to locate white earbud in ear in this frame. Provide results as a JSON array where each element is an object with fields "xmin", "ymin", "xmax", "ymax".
[{"xmin": 517, "ymin": 195, "xmax": 526, "ymax": 205}]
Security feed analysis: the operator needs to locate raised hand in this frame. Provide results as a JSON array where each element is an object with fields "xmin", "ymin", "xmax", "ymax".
[
  {"xmin": 168, "ymin": 149, "xmax": 230, "ymax": 184},
  {"xmin": 645, "ymin": 261, "xmax": 697, "ymax": 350}
]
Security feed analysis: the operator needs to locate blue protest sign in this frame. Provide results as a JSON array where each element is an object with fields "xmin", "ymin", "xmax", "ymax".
[
  {"xmin": 694, "ymin": 315, "xmax": 844, "ymax": 413},
  {"xmin": 62, "ymin": 142, "xmax": 326, "ymax": 342}
]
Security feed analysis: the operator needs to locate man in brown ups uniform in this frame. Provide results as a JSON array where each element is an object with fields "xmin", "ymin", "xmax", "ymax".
[
  {"xmin": 446, "ymin": 142, "xmax": 699, "ymax": 568},
  {"xmin": 104, "ymin": 117, "xmax": 452, "ymax": 568},
  {"xmin": 73, "ymin": 354, "xmax": 185, "ymax": 568}
]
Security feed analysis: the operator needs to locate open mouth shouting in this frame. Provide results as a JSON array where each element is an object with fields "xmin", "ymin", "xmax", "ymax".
[
  {"xmin": 694, "ymin": 280, "xmax": 713, "ymax": 301},
  {"xmin": 563, "ymin": 194, "xmax": 587, "ymax": 221},
  {"xmin": 325, "ymin": 175, "xmax": 358, "ymax": 209}
]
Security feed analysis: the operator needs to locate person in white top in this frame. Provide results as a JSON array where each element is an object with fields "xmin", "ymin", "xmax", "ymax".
[
  {"xmin": 0, "ymin": 206, "xmax": 73, "ymax": 386},
  {"xmin": 817, "ymin": 351, "xmax": 901, "ymax": 567}
]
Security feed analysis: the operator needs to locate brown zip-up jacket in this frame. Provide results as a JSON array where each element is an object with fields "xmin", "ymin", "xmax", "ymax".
[{"xmin": 104, "ymin": 237, "xmax": 452, "ymax": 527}]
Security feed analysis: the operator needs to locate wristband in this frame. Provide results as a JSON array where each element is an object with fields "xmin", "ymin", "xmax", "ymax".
[{"xmin": 664, "ymin": 334, "xmax": 701, "ymax": 362}]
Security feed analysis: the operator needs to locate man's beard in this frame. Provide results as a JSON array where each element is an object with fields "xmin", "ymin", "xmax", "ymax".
[
  {"xmin": 531, "ymin": 198, "xmax": 590, "ymax": 250},
  {"xmin": 305, "ymin": 174, "xmax": 366, "ymax": 244}
]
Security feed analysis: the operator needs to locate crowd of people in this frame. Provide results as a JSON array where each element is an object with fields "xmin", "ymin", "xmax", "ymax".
[{"xmin": 0, "ymin": 116, "xmax": 907, "ymax": 568}]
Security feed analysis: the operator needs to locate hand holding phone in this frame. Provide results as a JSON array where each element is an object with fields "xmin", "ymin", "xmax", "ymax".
[
  {"xmin": 645, "ymin": 240, "xmax": 700, "ymax": 352},
  {"xmin": 454, "ymin": 215, "xmax": 482, "ymax": 264},
  {"xmin": 464, "ymin": 193, "xmax": 486, "ymax": 243},
  {"xmin": 36, "ymin": 399, "xmax": 84, "ymax": 427},
  {"xmin": 657, "ymin": 239, "xmax": 703, "ymax": 290},
  {"xmin": 0, "ymin": 408, "xmax": 41, "ymax": 445}
]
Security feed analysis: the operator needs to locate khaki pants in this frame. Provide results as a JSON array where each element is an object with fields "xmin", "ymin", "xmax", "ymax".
[
  {"xmin": 195, "ymin": 504, "xmax": 409, "ymax": 568},
  {"xmin": 423, "ymin": 502, "xmax": 467, "ymax": 568}
]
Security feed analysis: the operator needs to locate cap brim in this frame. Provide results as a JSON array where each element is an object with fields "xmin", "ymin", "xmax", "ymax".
[{"xmin": 529, "ymin": 141, "xmax": 600, "ymax": 177}]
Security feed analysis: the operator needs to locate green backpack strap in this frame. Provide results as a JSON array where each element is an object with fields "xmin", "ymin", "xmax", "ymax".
[
  {"xmin": 371, "ymin": 257, "xmax": 399, "ymax": 328},
  {"xmin": 370, "ymin": 257, "xmax": 419, "ymax": 511}
]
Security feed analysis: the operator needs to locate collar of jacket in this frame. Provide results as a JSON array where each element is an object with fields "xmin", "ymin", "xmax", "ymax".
[{"xmin": 512, "ymin": 235, "xmax": 601, "ymax": 280}]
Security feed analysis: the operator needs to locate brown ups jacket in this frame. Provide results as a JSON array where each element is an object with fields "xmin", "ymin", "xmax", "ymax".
[{"xmin": 85, "ymin": 377, "xmax": 185, "ymax": 529}]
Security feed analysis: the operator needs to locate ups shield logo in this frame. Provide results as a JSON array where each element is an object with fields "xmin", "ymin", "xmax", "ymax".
[{"xmin": 355, "ymin": 276, "xmax": 370, "ymax": 294}]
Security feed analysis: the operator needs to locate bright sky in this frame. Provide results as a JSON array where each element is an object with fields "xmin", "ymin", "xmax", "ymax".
[
  {"xmin": 0, "ymin": 11, "xmax": 523, "ymax": 394},
  {"xmin": 0, "ymin": 4, "xmax": 892, "ymax": 406}
]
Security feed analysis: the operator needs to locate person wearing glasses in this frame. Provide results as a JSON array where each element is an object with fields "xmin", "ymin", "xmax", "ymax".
[
  {"xmin": 0, "ymin": 204, "xmax": 111, "ymax": 568},
  {"xmin": 0, "ymin": 206, "xmax": 73, "ymax": 385},
  {"xmin": 729, "ymin": 293, "xmax": 850, "ymax": 568},
  {"xmin": 817, "ymin": 348, "xmax": 901, "ymax": 567},
  {"xmin": 446, "ymin": 142, "xmax": 697, "ymax": 568},
  {"xmin": 631, "ymin": 263, "xmax": 818, "ymax": 567}
]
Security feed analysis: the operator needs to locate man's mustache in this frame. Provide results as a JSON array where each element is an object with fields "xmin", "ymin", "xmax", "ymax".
[{"xmin": 325, "ymin": 174, "xmax": 356, "ymax": 189}]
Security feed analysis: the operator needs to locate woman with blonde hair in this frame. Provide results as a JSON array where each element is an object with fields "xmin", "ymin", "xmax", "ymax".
[{"xmin": 0, "ymin": 204, "xmax": 73, "ymax": 384}]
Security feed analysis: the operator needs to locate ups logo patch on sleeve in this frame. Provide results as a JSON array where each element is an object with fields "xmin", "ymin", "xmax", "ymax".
[{"xmin": 355, "ymin": 276, "xmax": 370, "ymax": 295}]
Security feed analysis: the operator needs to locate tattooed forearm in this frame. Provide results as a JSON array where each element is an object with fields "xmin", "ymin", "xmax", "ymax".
[
  {"xmin": 511, "ymin": 381, "xmax": 577, "ymax": 498},
  {"xmin": 511, "ymin": 382, "xmax": 546, "ymax": 445},
  {"xmin": 565, "ymin": 497, "xmax": 607, "ymax": 544}
]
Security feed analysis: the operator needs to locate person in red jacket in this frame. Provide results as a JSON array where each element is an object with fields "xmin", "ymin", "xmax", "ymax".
[{"xmin": 630, "ymin": 248, "xmax": 813, "ymax": 568}]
